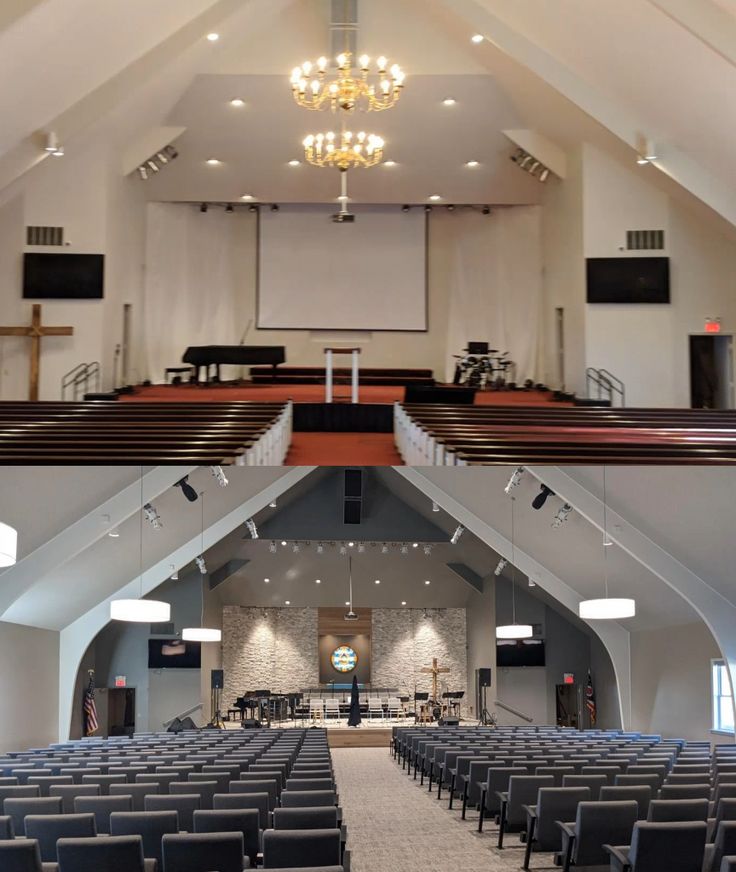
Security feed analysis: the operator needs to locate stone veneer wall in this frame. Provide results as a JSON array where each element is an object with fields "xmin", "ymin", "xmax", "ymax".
[
  {"xmin": 222, "ymin": 606, "xmax": 319, "ymax": 707},
  {"xmin": 372, "ymin": 608, "xmax": 467, "ymax": 703}
]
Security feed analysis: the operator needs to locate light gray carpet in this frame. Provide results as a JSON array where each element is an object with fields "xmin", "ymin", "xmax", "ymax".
[{"xmin": 332, "ymin": 748, "xmax": 559, "ymax": 871}]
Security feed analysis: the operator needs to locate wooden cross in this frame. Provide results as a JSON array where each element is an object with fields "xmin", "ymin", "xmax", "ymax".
[
  {"xmin": 420, "ymin": 657, "xmax": 451, "ymax": 702},
  {"xmin": 0, "ymin": 304, "xmax": 74, "ymax": 401}
]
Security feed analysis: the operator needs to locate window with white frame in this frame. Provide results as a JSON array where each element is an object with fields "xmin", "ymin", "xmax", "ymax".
[{"xmin": 712, "ymin": 660, "xmax": 735, "ymax": 733}]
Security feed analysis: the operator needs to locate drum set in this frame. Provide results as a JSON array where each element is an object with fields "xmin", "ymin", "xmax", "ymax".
[{"xmin": 452, "ymin": 342, "xmax": 515, "ymax": 390}]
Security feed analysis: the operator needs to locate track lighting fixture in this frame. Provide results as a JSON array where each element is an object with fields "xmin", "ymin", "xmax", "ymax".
[
  {"xmin": 270, "ymin": 204, "xmax": 280, "ymax": 212},
  {"xmin": 210, "ymin": 466, "xmax": 228, "ymax": 487},
  {"xmin": 143, "ymin": 503, "xmax": 162, "ymax": 529},
  {"xmin": 423, "ymin": 545, "xmax": 432, "ymax": 556},
  {"xmin": 269, "ymin": 541, "xmax": 277, "ymax": 553},
  {"xmin": 269, "ymin": 501, "xmax": 277, "ymax": 508},
  {"xmin": 510, "ymin": 148, "xmax": 552, "ymax": 182},
  {"xmin": 44, "ymin": 132, "xmax": 60, "ymax": 153},
  {"xmin": 138, "ymin": 166, "xmax": 148, "ymax": 181},
  {"xmin": 400, "ymin": 544, "xmax": 409, "ymax": 555},
  {"xmin": 135, "ymin": 144, "xmax": 178, "ymax": 181},
  {"xmin": 249, "ymin": 204, "xmax": 258, "ymax": 213},
  {"xmin": 402, "ymin": 204, "xmax": 410, "ymax": 212},
  {"xmin": 432, "ymin": 501, "xmax": 440, "ymax": 512},
  {"xmin": 450, "ymin": 525, "xmax": 464, "ymax": 545},
  {"xmin": 532, "ymin": 484, "xmax": 555, "ymax": 510},
  {"xmin": 552, "ymin": 503, "xmax": 573, "ymax": 529},
  {"xmin": 381, "ymin": 544, "xmax": 389, "ymax": 554},
  {"xmin": 170, "ymin": 565, "xmax": 179, "ymax": 581},
  {"xmin": 292, "ymin": 543, "xmax": 300, "ymax": 553},
  {"xmin": 339, "ymin": 544, "xmax": 347, "ymax": 555},
  {"xmin": 225, "ymin": 204, "xmax": 234, "ymax": 213},
  {"xmin": 357, "ymin": 543, "xmax": 365, "ymax": 553},
  {"xmin": 146, "ymin": 160, "xmax": 160, "ymax": 173},
  {"xmin": 504, "ymin": 467, "xmax": 524, "ymax": 495},
  {"xmin": 494, "ymin": 558, "xmax": 508, "ymax": 576},
  {"xmin": 195, "ymin": 555, "xmax": 207, "ymax": 574},
  {"xmin": 200, "ymin": 203, "xmax": 208, "ymax": 213},
  {"xmin": 316, "ymin": 543, "xmax": 324, "ymax": 554},
  {"xmin": 174, "ymin": 476, "xmax": 199, "ymax": 503},
  {"xmin": 245, "ymin": 518, "xmax": 258, "ymax": 540}
]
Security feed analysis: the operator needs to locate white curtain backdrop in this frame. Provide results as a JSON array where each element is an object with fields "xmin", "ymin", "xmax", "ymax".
[
  {"xmin": 442, "ymin": 206, "xmax": 543, "ymax": 384},
  {"xmin": 141, "ymin": 203, "xmax": 249, "ymax": 383}
]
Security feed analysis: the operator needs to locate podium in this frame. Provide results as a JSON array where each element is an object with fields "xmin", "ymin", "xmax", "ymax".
[{"xmin": 324, "ymin": 347, "xmax": 361, "ymax": 404}]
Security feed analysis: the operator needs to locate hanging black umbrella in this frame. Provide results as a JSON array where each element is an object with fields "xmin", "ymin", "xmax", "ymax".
[{"xmin": 347, "ymin": 674, "xmax": 361, "ymax": 727}]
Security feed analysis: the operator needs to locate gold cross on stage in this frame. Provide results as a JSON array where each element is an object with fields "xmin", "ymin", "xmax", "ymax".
[
  {"xmin": 420, "ymin": 657, "xmax": 450, "ymax": 702},
  {"xmin": 0, "ymin": 304, "xmax": 74, "ymax": 401}
]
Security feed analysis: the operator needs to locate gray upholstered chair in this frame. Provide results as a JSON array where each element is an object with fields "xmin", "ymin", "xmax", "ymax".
[
  {"xmin": 274, "ymin": 807, "xmax": 338, "ymax": 830},
  {"xmin": 658, "ymin": 784, "xmax": 711, "ymax": 801},
  {"xmin": 285, "ymin": 779, "xmax": 333, "ymax": 793},
  {"xmin": 262, "ymin": 828, "xmax": 342, "ymax": 869},
  {"xmin": 497, "ymin": 775, "xmax": 555, "ymax": 848},
  {"xmin": 145, "ymin": 793, "xmax": 201, "ymax": 832},
  {"xmin": 0, "ymin": 786, "xmax": 40, "ymax": 805},
  {"xmin": 0, "ymin": 838, "xmax": 54, "ymax": 872},
  {"xmin": 170, "ymin": 780, "xmax": 217, "ymax": 810},
  {"xmin": 194, "ymin": 808, "xmax": 260, "ymax": 865},
  {"xmin": 27, "ymin": 776, "xmax": 73, "ymax": 796},
  {"xmin": 230, "ymin": 779, "xmax": 279, "ymax": 811},
  {"xmin": 710, "ymin": 822, "xmax": 736, "ymax": 872},
  {"xmin": 56, "ymin": 835, "xmax": 155, "ymax": 872},
  {"xmin": 603, "ymin": 820, "xmax": 707, "ymax": 872},
  {"xmin": 214, "ymin": 792, "xmax": 270, "ymax": 829},
  {"xmin": 558, "ymin": 799, "xmax": 638, "ymax": 872},
  {"xmin": 74, "ymin": 794, "xmax": 132, "ymax": 834},
  {"xmin": 189, "ymin": 771, "xmax": 229, "ymax": 794},
  {"xmin": 600, "ymin": 785, "xmax": 653, "ymax": 820},
  {"xmin": 563, "ymin": 774, "xmax": 608, "ymax": 801},
  {"xmin": 281, "ymin": 790, "xmax": 336, "ymax": 809},
  {"xmin": 162, "ymin": 831, "xmax": 245, "ymax": 872},
  {"xmin": 478, "ymin": 767, "xmax": 529, "ymax": 832},
  {"xmin": 48, "ymin": 784, "xmax": 99, "ymax": 814},
  {"xmin": 109, "ymin": 782, "xmax": 157, "ymax": 811},
  {"xmin": 616, "ymin": 774, "xmax": 661, "ymax": 794},
  {"xmin": 0, "ymin": 814, "xmax": 14, "ymax": 840},
  {"xmin": 523, "ymin": 786, "xmax": 590, "ymax": 870},
  {"xmin": 535, "ymin": 766, "xmax": 576, "ymax": 787},
  {"xmin": 3, "ymin": 797, "xmax": 62, "ymax": 836},
  {"xmin": 24, "ymin": 814, "xmax": 96, "ymax": 863},
  {"xmin": 721, "ymin": 857, "xmax": 736, "ymax": 872},
  {"xmin": 110, "ymin": 810, "xmax": 179, "ymax": 865},
  {"xmin": 647, "ymin": 799, "xmax": 709, "ymax": 822}
]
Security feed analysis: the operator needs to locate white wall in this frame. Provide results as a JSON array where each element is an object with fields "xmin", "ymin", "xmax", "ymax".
[
  {"xmin": 582, "ymin": 144, "xmax": 736, "ymax": 407},
  {"xmin": 466, "ymin": 578, "xmax": 496, "ymax": 720},
  {"xmin": 0, "ymin": 621, "xmax": 59, "ymax": 752},
  {"xmin": 630, "ymin": 621, "xmax": 720, "ymax": 742}
]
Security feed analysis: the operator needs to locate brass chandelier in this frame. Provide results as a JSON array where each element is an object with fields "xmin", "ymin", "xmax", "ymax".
[
  {"xmin": 303, "ymin": 130, "xmax": 384, "ymax": 170},
  {"xmin": 291, "ymin": 51, "xmax": 405, "ymax": 113}
]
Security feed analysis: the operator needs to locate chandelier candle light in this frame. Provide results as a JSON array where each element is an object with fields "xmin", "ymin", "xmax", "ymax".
[
  {"xmin": 291, "ymin": 52, "xmax": 404, "ymax": 113},
  {"xmin": 110, "ymin": 470, "xmax": 171, "ymax": 624},
  {"xmin": 578, "ymin": 467, "xmax": 636, "ymax": 620},
  {"xmin": 303, "ymin": 130, "xmax": 384, "ymax": 170},
  {"xmin": 496, "ymin": 496, "xmax": 533, "ymax": 639}
]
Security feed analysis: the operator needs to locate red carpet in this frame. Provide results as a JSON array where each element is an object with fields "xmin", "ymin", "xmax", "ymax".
[
  {"xmin": 122, "ymin": 383, "xmax": 563, "ymax": 406},
  {"xmin": 286, "ymin": 433, "xmax": 403, "ymax": 466}
]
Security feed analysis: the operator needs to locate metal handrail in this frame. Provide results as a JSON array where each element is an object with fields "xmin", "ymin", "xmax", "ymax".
[
  {"xmin": 586, "ymin": 367, "xmax": 625, "ymax": 407},
  {"xmin": 494, "ymin": 699, "xmax": 534, "ymax": 723},
  {"xmin": 61, "ymin": 362, "xmax": 101, "ymax": 400},
  {"xmin": 162, "ymin": 702, "xmax": 203, "ymax": 729}
]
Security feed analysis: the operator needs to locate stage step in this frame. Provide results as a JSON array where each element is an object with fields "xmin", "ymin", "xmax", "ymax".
[{"xmin": 250, "ymin": 366, "xmax": 435, "ymax": 387}]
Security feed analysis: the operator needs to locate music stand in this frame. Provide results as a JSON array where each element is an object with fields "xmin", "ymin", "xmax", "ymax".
[
  {"xmin": 467, "ymin": 341, "xmax": 489, "ymax": 355},
  {"xmin": 414, "ymin": 691, "xmax": 429, "ymax": 724}
]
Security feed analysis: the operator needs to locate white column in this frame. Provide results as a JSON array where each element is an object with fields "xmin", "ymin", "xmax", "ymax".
[
  {"xmin": 325, "ymin": 349, "xmax": 333, "ymax": 404},
  {"xmin": 351, "ymin": 350, "xmax": 359, "ymax": 404}
]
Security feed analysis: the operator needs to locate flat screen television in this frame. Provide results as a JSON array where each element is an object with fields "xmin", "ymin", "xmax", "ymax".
[
  {"xmin": 586, "ymin": 256, "xmax": 669, "ymax": 304},
  {"xmin": 496, "ymin": 638, "xmax": 546, "ymax": 668},
  {"xmin": 148, "ymin": 639, "xmax": 201, "ymax": 669},
  {"xmin": 23, "ymin": 253, "xmax": 105, "ymax": 299}
]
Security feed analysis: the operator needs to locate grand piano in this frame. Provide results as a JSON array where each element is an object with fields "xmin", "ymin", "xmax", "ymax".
[{"xmin": 182, "ymin": 345, "xmax": 286, "ymax": 384}]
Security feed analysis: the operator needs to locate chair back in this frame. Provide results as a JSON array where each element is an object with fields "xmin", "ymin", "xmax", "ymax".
[
  {"xmin": 162, "ymin": 831, "xmax": 245, "ymax": 872},
  {"xmin": 628, "ymin": 821, "xmax": 707, "ymax": 872},
  {"xmin": 0, "ymin": 815, "xmax": 13, "ymax": 840},
  {"xmin": 194, "ymin": 808, "xmax": 260, "ymax": 864},
  {"xmin": 273, "ymin": 806, "xmax": 338, "ymax": 830},
  {"xmin": 171, "ymin": 780, "xmax": 217, "ymax": 809},
  {"xmin": 647, "ymin": 799, "xmax": 709, "ymax": 822},
  {"xmin": 144, "ymin": 793, "xmax": 201, "ymax": 832},
  {"xmin": 573, "ymin": 800, "xmax": 639, "ymax": 866},
  {"xmin": 57, "ymin": 835, "xmax": 146, "ymax": 872},
  {"xmin": 0, "ymin": 838, "xmax": 44, "ymax": 872},
  {"xmin": 658, "ymin": 784, "xmax": 711, "ymax": 801},
  {"xmin": 281, "ymin": 790, "xmax": 337, "ymax": 808},
  {"xmin": 562, "ymin": 774, "xmax": 607, "ymax": 800},
  {"xmin": 262, "ymin": 828, "xmax": 341, "ymax": 869},
  {"xmin": 74, "ymin": 794, "xmax": 133, "ymax": 834},
  {"xmin": 110, "ymin": 810, "xmax": 178, "ymax": 864},
  {"xmin": 214, "ymin": 791, "xmax": 270, "ymax": 829},
  {"xmin": 535, "ymin": 787, "xmax": 590, "ymax": 848},
  {"xmin": 3, "ymin": 797, "xmax": 62, "ymax": 836},
  {"xmin": 506, "ymin": 776, "xmax": 555, "ymax": 828},
  {"xmin": 229, "ymin": 778, "xmax": 278, "ymax": 810},
  {"xmin": 24, "ymin": 813, "xmax": 96, "ymax": 862},
  {"xmin": 600, "ymin": 785, "xmax": 653, "ymax": 819}
]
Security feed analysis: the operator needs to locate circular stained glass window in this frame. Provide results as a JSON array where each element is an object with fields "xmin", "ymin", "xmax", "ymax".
[{"xmin": 331, "ymin": 645, "xmax": 358, "ymax": 673}]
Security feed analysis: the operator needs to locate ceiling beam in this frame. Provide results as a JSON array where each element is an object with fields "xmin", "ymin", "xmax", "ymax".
[
  {"xmin": 431, "ymin": 0, "xmax": 736, "ymax": 228},
  {"xmin": 0, "ymin": 0, "xmax": 47, "ymax": 35},
  {"xmin": 647, "ymin": 0, "xmax": 736, "ymax": 69}
]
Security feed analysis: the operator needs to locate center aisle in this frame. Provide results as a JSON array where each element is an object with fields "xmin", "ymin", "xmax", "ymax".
[
  {"xmin": 331, "ymin": 747, "xmax": 524, "ymax": 872},
  {"xmin": 285, "ymin": 433, "xmax": 404, "ymax": 465}
]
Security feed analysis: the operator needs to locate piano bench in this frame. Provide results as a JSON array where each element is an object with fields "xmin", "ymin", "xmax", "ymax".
[{"xmin": 165, "ymin": 366, "xmax": 195, "ymax": 384}]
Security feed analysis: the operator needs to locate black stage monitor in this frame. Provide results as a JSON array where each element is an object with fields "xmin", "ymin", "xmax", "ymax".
[
  {"xmin": 467, "ymin": 341, "xmax": 489, "ymax": 355},
  {"xmin": 23, "ymin": 253, "xmax": 105, "ymax": 299},
  {"xmin": 586, "ymin": 256, "xmax": 670, "ymax": 304},
  {"xmin": 148, "ymin": 639, "xmax": 201, "ymax": 669}
]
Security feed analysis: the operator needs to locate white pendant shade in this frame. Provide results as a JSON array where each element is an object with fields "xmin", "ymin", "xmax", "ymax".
[
  {"xmin": 110, "ymin": 599, "xmax": 171, "ymax": 623},
  {"xmin": 579, "ymin": 598, "xmax": 636, "ymax": 620},
  {"xmin": 496, "ymin": 623, "xmax": 534, "ymax": 639},
  {"xmin": 182, "ymin": 627, "xmax": 222, "ymax": 642},
  {"xmin": 0, "ymin": 522, "xmax": 18, "ymax": 567}
]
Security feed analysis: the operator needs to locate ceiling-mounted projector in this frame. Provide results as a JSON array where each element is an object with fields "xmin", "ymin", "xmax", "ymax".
[{"xmin": 344, "ymin": 609, "xmax": 359, "ymax": 621}]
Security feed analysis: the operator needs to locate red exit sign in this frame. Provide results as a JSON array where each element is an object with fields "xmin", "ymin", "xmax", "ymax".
[
  {"xmin": 114, "ymin": 676, "xmax": 126, "ymax": 688},
  {"xmin": 705, "ymin": 320, "xmax": 722, "ymax": 333},
  {"xmin": 563, "ymin": 673, "xmax": 575, "ymax": 685}
]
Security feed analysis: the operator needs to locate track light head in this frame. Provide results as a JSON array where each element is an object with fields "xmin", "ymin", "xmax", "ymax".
[
  {"xmin": 174, "ymin": 476, "xmax": 199, "ymax": 502},
  {"xmin": 494, "ymin": 557, "xmax": 508, "ymax": 577},
  {"xmin": 269, "ymin": 541, "xmax": 277, "ymax": 553},
  {"xmin": 210, "ymin": 465, "xmax": 228, "ymax": 487},
  {"xmin": 482, "ymin": 205, "xmax": 491, "ymax": 215},
  {"xmin": 504, "ymin": 467, "xmax": 524, "ymax": 495},
  {"xmin": 532, "ymin": 484, "xmax": 555, "ymax": 510},
  {"xmin": 249, "ymin": 204, "xmax": 258, "ymax": 213},
  {"xmin": 195, "ymin": 555, "xmax": 207, "ymax": 575},
  {"xmin": 137, "ymin": 166, "xmax": 148, "ymax": 181},
  {"xmin": 200, "ymin": 203, "xmax": 208, "ymax": 213},
  {"xmin": 143, "ymin": 503, "xmax": 162, "ymax": 529},
  {"xmin": 402, "ymin": 204, "xmax": 410, "ymax": 212},
  {"xmin": 225, "ymin": 203, "xmax": 234, "ymax": 213},
  {"xmin": 245, "ymin": 518, "xmax": 259, "ymax": 540},
  {"xmin": 552, "ymin": 503, "xmax": 573, "ymax": 529},
  {"xmin": 450, "ymin": 524, "xmax": 464, "ymax": 545},
  {"xmin": 270, "ymin": 204, "xmax": 279, "ymax": 212}
]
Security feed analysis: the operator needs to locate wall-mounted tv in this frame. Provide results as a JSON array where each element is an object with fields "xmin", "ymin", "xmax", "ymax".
[
  {"xmin": 23, "ymin": 253, "xmax": 105, "ymax": 299},
  {"xmin": 148, "ymin": 639, "xmax": 201, "ymax": 669},
  {"xmin": 586, "ymin": 256, "xmax": 670, "ymax": 304},
  {"xmin": 496, "ymin": 638, "xmax": 546, "ymax": 668}
]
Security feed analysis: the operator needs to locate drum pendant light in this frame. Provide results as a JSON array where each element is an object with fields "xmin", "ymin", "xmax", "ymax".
[
  {"xmin": 111, "ymin": 469, "xmax": 170, "ymax": 624},
  {"xmin": 579, "ymin": 466, "xmax": 636, "ymax": 621},
  {"xmin": 496, "ymin": 495, "xmax": 533, "ymax": 639},
  {"xmin": 182, "ymin": 491, "xmax": 221, "ymax": 643},
  {"xmin": 0, "ymin": 521, "xmax": 18, "ymax": 567}
]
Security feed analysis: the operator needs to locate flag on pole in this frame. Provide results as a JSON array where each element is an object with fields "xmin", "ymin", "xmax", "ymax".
[
  {"xmin": 83, "ymin": 671, "xmax": 99, "ymax": 736},
  {"xmin": 585, "ymin": 670, "xmax": 597, "ymax": 727}
]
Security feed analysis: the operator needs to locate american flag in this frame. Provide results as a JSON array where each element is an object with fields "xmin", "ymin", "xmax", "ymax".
[
  {"xmin": 83, "ymin": 672, "xmax": 99, "ymax": 736},
  {"xmin": 585, "ymin": 670, "xmax": 597, "ymax": 727}
]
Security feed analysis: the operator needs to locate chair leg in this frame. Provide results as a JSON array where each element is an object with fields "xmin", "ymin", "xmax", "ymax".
[
  {"xmin": 562, "ymin": 836, "xmax": 574, "ymax": 872},
  {"xmin": 461, "ymin": 782, "xmax": 469, "ymax": 819},
  {"xmin": 437, "ymin": 767, "xmax": 443, "ymax": 800},
  {"xmin": 498, "ymin": 817, "xmax": 505, "ymax": 849},
  {"xmin": 448, "ymin": 774, "xmax": 456, "ymax": 809},
  {"xmin": 478, "ymin": 789, "xmax": 486, "ymax": 833},
  {"xmin": 523, "ymin": 818, "xmax": 535, "ymax": 870}
]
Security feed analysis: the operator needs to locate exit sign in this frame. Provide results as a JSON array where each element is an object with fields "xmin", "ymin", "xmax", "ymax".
[
  {"xmin": 114, "ymin": 676, "xmax": 126, "ymax": 688},
  {"xmin": 563, "ymin": 673, "xmax": 575, "ymax": 685},
  {"xmin": 705, "ymin": 319, "xmax": 722, "ymax": 333}
]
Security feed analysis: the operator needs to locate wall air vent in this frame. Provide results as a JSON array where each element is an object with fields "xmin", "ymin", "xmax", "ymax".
[
  {"xmin": 626, "ymin": 229, "xmax": 665, "ymax": 251},
  {"xmin": 26, "ymin": 226, "xmax": 64, "ymax": 246}
]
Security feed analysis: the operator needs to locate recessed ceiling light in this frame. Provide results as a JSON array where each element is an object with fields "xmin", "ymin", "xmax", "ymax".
[
  {"xmin": 288, "ymin": 159, "xmax": 301, "ymax": 167},
  {"xmin": 285, "ymin": 600, "xmax": 290, "ymax": 605},
  {"xmin": 281, "ymin": 541, "xmax": 287, "ymax": 546},
  {"xmin": 375, "ymin": 579, "xmax": 381, "ymax": 585},
  {"xmin": 315, "ymin": 579, "xmax": 321, "ymax": 584},
  {"xmin": 345, "ymin": 601, "xmax": 350, "ymax": 606},
  {"xmin": 412, "ymin": 543, "xmax": 419, "ymax": 548},
  {"xmin": 442, "ymin": 98, "xmax": 457, "ymax": 106},
  {"xmin": 424, "ymin": 579, "xmax": 431, "ymax": 585},
  {"xmin": 230, "ymin": 98, "xmax": 245, "ymax": 107},
  {"xmin": 471, "ymin": 33, "xmax": 484, "ymax": 43},
  {"xmin": 466, "ymin": 160, "xmax": 480, "ymax": 168},
  {"xmin": 206, "ymin": 159, "xmax": 222, "ymax": 166},
  {"xmin": 401, "ymin": 600, "xmax": 407, "ymax": 606},
  {"xmin": 241, "ymin": 194, "xmax": 255, "ymax": 200},
  {"xmin": 429, "ymin": 194, "xmax": 442, "ymax": 201},
  {"xmin": 383, "ymin": 160, "xmax": 397, "ymax": 167},
  {"xmin": 264, "ymin": 578, "xmax": 270, "ymax": 583},
  {"xmin": 207, "ymin": 32, "xmax": 220, "ymax": 42}
]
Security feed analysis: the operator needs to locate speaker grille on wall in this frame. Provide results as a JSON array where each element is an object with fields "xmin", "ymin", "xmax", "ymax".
[
  {"xmin": 26, "ymin": 226, "xmax": 64, "ymax": 246},
  {"xmin": 626, "ymin": 229, "xmax": 665, "ymax": 251},
  {"xmin": 211, "ymin": 669, "xmax": 224, "ymax": 690}
]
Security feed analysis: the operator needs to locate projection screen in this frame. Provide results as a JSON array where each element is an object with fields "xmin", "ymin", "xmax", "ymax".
[{"xmin": 257, "ymin": 205, "xmax": 427, "ymax": 330}]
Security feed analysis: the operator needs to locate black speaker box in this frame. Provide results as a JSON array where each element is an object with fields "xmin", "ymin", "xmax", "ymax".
[
  {"xmin": 477, "ymin": 667, "xmax": 492, "ymax": 687},
  {"xmin": 211, "ymin": 669, "xmax": 224, "ymax": 690},
  {"xmin": 439, "ymin": 717, "xmax": 459, "ymax": 727},
  {"xmin": 242, "ymin": 719, "xmax": 262, "ymax": 729}
]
